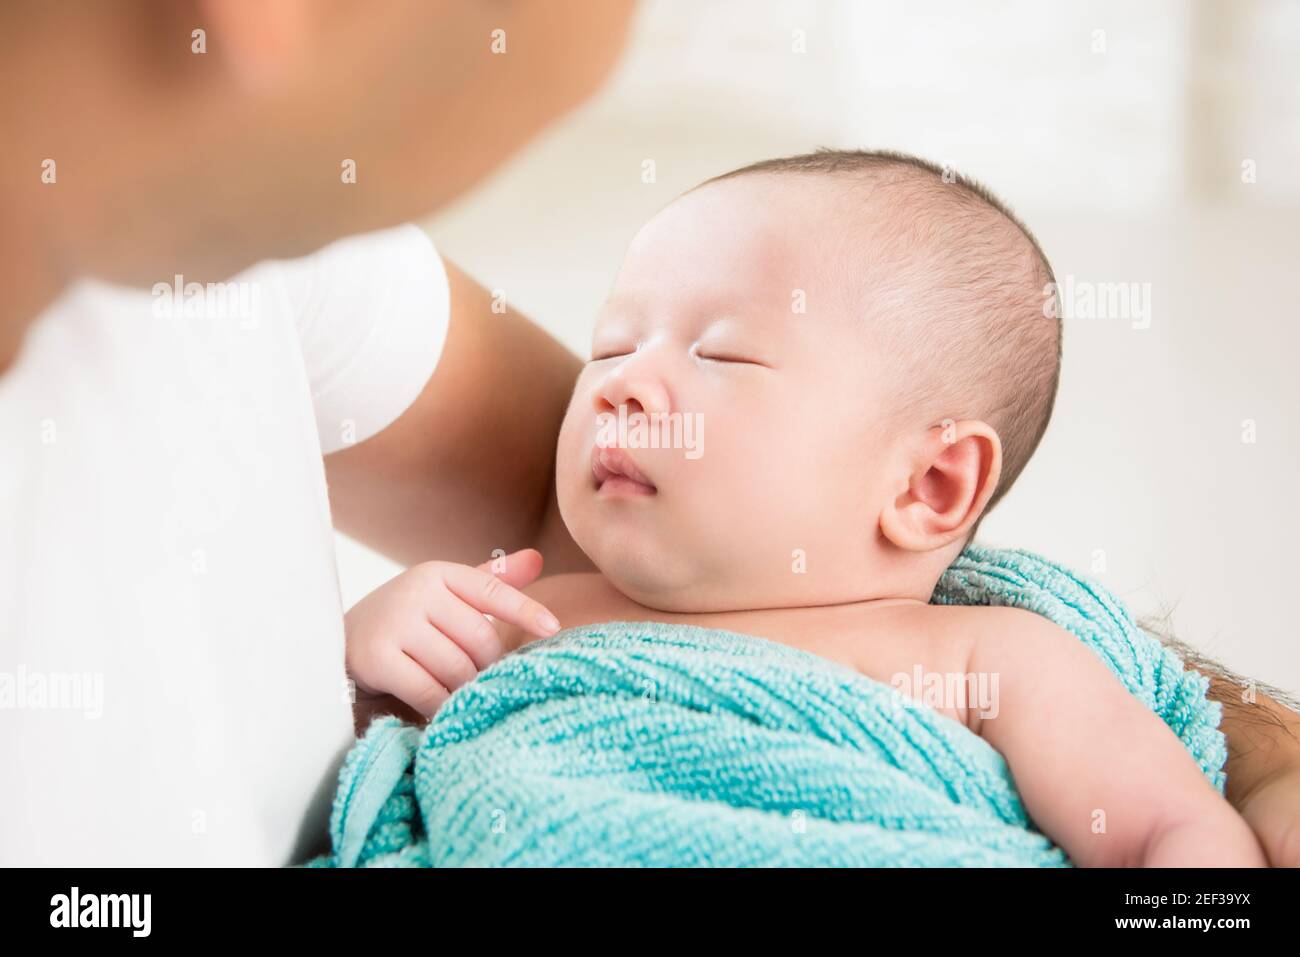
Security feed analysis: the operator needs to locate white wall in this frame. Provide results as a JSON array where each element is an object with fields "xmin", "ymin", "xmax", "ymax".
[{"xmin": 337, "ymin": 0, "xmax": 1300, "ymax": 697}]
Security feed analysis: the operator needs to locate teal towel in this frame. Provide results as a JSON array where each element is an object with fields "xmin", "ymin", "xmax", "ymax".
[{"xmin": 313, "ymin": 545, "xmax": 1227, "ymax": 867}]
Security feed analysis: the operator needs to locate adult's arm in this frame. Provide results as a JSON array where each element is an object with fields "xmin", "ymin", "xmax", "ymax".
[
  {"xmin": 1149, "ymin": 624, "xmax": 1300, "ymax": 866},
  {"xmin": 324, "ymin": 258, "xmax": 593, "ymax": 574},
  {"xmin": 1208, "ymin": 679, "xmax": 1299, "ymax": 866}
]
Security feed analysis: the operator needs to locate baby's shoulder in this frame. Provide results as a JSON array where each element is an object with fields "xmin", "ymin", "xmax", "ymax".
[
  {"xmin": 872, "ymin": 604, "xmax": 1079, "ymax": 732},
  {"xmin": 915, "ymin": 602, "xmax": 1072, "ymax": 643},
  {"xmin": 883, "ymin": 601, "xmax": 1060, "ymax": 650}
]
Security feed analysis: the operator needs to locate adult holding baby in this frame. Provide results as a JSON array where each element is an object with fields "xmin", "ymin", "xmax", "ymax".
[
  {"xmin": 0, "ymin": 0, "xmax": 631, "ymax": 866},
  {"xmin": 0, "ymin": 0, "xmax": 1297, "ymax": 869}
]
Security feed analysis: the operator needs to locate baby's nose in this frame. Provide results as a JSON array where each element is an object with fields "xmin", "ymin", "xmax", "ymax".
[{"xmin": 596, "ymin": 363, "xmax": 670, "ymax": 417}]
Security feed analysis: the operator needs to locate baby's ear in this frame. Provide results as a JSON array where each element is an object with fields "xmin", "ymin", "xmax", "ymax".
[{"xmin": 879, "ymin": 420, "xmax": 1001, "ymax": 552}]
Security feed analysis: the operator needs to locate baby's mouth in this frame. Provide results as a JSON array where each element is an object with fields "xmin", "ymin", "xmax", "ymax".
[{"xmin": 591, "ymin": 446, "xmax": 658, "ymax": 496}]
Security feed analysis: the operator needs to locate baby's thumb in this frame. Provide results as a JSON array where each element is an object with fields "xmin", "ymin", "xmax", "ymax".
[{"xmin": 477, "ymin": 548, "xmax": 544, "ymax": 589}]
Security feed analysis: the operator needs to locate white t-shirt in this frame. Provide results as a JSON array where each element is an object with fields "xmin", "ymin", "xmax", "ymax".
[{"xmin": 0, "ymin": 223, "xmax": 449, "ymax": 865}]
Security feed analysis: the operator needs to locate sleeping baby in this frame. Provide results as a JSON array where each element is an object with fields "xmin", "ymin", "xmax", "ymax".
[{"xmin": 342, "ymin": 149, "xmax": 1265, "ymax": 867}]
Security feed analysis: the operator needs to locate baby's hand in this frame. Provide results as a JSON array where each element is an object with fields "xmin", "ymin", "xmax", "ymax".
[{"xmin": 345, "ymin": 548, "xmax": 560, "ymax": 719}]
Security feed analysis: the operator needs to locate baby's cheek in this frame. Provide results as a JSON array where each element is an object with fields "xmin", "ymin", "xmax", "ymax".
[
  {"xmin": 554, "ymin": 408, "xmax": 590, "ymax": 507},
  {"xmin": 724, "ymin": 424, "xmax": 795, "ymax": 490}
]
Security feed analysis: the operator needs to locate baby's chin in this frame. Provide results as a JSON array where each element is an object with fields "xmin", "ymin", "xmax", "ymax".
[
  {"xmin": 605, "ymin": 574, "xmax": 740, "ymax": 615},
  {"xmin": 562, "ymin": 494, "xmax": 756, "ymax": 612},
  {"xmin": 577, "ymin": 536, "xmax": 751, "ymax": 614},
  {"xmin": 585, "ymin": 546, "xmax": 691, "ymax": 608}
]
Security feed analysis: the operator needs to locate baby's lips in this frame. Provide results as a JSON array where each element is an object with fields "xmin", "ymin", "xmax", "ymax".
[{"xmin": 591, "ymin": 445, "xmax": 657, "ymax": 491}]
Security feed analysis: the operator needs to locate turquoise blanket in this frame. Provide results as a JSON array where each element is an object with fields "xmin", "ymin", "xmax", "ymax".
[{"xmin": 313, "ymin": 546, "xmax": 1227, "ymax": 867}]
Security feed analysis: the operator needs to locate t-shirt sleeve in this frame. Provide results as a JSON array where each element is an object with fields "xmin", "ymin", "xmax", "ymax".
[{"xmin": 264, "ymin": 223, "xmax": 451, "ymax": 454}]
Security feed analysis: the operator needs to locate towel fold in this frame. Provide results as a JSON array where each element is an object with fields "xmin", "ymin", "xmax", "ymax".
[{"xmin": 312, "ymin": 545, "xmax": 1226, "ymax": 867}]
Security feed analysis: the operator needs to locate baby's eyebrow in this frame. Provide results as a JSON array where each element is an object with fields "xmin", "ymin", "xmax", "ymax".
[
  {"xmin": 700, "ymin": 313, "xmax": 779, "ymax": 339},
  {"xmin": 598, "ymin": 291, "xmax": 643, "ymax": 316},
  {"xmin": 591, "ymin": 312, "xmax": 635, "ymax": 335},
  {"xmin": 593, "ymin": 295, "xmax": 638, "ymax": 326}
]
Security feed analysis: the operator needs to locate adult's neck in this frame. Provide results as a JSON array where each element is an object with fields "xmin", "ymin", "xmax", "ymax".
[
  {"xmin": 0, "ymin": 199, "xmax": 65, "ymax": 375},
  {"xmin": 0, "ymin": 5, "xmax": 89, "ymax": 374}
]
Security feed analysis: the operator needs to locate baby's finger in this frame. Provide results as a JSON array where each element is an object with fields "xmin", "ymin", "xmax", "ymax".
[
  {"xmin": 475, "ymin": 548, "xmax": 544, "ymax": 590},
  {"xmin": 384, "ymin": 652, "xmax": 452, "ymax": 719},
  {"xmin": 442, "ymin": 563, "xmax": 560, "ymax": 639},
  {"xmin": 426, "ymin": 599, "xmax": 506, "ymax": 670},
  {"xmin": 402, "ymin": 625, "xmax": 480, "ymax": 692}
]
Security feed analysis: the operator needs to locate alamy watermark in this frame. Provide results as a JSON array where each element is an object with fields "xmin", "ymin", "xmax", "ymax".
[
  {"xmin": 595, "ymin": 404, "xmax": 704, "ymax": 459},
  {"xmin": 151, "ymin": 274, "xmax": 260, "ymax": 325},
  {"xmin": 890, "ymin": 666, "xmax": 1000, "ymax": 720},
  {"xmin": 50, "ymin": 887, "xmax": 150, "ymax": 937},
  {"xmin": 0, "ymin": 666, "xmax": 103, "ymax": 719},
  {"xmin": 1043, "ymin": 274, "xmax": 1152, "ymax": 329}
]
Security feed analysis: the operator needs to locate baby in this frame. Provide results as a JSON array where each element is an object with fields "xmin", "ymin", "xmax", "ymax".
[{"xmin": 343, "ymin": 149, "xmax": 1264, "ymax": 867}]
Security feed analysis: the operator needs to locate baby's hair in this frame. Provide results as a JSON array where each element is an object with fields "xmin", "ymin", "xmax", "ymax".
[{"xmin": 699, "ymin": 149, "xmax": 1062, "ymax": 541}]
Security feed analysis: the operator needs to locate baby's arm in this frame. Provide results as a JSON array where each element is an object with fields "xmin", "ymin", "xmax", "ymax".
[{"xmin": 968, "ymin": 608, "xmax": 1266, "ymax": 867}]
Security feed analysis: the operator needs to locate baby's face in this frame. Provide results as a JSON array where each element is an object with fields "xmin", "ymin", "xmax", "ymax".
[{"xmin": 556, "ymin": 175, "xmax": 906, "ymax": 612}]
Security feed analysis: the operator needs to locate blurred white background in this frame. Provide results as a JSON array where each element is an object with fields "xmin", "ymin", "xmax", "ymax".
[{"xmin": 336, "ymin": 0, "xmax": 1300, "ymax": 696}]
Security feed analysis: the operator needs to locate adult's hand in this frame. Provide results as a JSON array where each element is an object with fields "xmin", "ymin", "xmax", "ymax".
[{"xmin": 1236, "ymin": 765, "xmax": 1300, "ymax": 866}]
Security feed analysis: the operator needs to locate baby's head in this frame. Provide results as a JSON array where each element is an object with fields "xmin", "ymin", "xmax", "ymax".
[{"xmin": 556, "ymin": 149, "xmax": 1060, "ymax": 613}]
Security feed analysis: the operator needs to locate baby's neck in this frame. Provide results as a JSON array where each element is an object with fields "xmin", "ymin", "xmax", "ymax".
[
  {"xmin": 506, "ymin": 569, "xmax": 934, "ymax": 658},
  {"xmin": 606, "ymin": 553, "xmax": 946, "ymax": 616}
]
